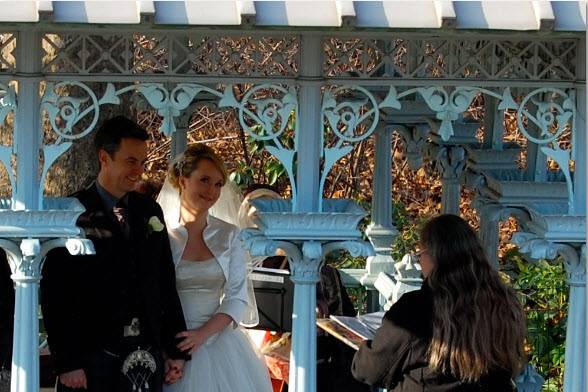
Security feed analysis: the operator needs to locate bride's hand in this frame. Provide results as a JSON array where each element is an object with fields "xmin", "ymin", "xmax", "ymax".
[
  {"xmin": 176, "ymin": 328, "xmax": 208, "ymax": 354},
  {"xmin": 164, "ymin": 358, "xmax": 185, "ymax": 385}
]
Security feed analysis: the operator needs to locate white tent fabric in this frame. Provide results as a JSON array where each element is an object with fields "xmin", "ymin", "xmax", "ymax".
[{"xmin": 0, "ymin": 1, "xmax": 585, "ymax": 31}]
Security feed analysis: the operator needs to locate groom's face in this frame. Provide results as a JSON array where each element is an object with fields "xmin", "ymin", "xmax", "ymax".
[{"xmin": 99, "ymin": 137, "xmax": 148, "ymax": 198}]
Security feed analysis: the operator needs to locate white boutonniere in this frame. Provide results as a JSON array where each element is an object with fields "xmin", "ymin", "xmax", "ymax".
[{"xmin": 147, "ymin": 216, "xmax": 165, "ymax": 234}]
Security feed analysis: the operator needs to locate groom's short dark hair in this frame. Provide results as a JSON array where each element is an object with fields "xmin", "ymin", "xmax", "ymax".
[{"xmin": 94, "ymin": 116, "xmax": 149, "ymax": 157}]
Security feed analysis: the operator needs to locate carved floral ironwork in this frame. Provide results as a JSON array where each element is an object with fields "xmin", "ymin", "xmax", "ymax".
[
  {"xmin": 0, "ymin": 81, "xmax": 15, "ymax": 192},
  {"xmin": 323, "ymin": 85, "xmax": 576, "ymax": 214},
  {"xmin": 40, "ymin": 81, "xmax": 299, "ymax": 206}
]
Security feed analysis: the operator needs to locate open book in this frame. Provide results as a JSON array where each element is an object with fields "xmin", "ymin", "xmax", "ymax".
[{"xmin": 316, "ymin": 311, "xmax": 385, "ymax": 350}]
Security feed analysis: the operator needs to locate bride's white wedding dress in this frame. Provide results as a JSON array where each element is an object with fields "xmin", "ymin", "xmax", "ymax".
[
  {"xmin": 164, "ymin": 257, "xmax": 272, "ymax": 392},
  {"xmin": 157, "ymin": 177, "xmax": 271, "ymax": 392}
]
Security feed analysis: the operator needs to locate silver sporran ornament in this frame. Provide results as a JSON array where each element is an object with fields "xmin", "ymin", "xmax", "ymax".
[{"xmin": 121, "ymin": 348, "xmax": 157, "ymax": 392}]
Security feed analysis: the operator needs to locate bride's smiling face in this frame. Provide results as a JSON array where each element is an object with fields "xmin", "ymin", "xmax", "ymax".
[{"xmin": 179, "ymin": 159, "xmax": 224, "ymax": 213}]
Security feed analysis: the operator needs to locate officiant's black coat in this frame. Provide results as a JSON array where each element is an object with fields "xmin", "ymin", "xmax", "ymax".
[
  {"xmin": 351, "ymin": 283, "xmax": 514, "ymax": 391},
  {"xmin": 41, "ymin": 184, "xmax": 188, "ymax": 374}
]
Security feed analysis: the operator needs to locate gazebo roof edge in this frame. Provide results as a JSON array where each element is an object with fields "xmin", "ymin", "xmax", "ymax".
[
  {"xmin": 0, "ymin": 21, "xmax": 585, "ymax": 39},
  {"xmin": 0, "ymin": 1, "xmax": 584, "ymax": 32}
]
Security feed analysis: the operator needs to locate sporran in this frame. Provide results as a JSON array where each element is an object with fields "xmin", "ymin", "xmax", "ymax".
[{"xmin": 121, "ymin": 347, "xmax": 157, "ymax": 392}]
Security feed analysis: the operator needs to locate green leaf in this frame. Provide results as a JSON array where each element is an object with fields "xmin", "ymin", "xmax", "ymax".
[{"xmin": 269, "ymin": 170, "xmax": 278, "ymax": 185}]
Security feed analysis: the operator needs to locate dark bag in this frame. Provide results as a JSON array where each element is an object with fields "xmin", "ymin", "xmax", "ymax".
[{"xmin": 317, "ymin": 265, "xmax": 370, "ymax": 392}]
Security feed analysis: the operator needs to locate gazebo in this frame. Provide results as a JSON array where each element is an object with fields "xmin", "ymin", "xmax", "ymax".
[{"xmin": 0, "ymin": 1, "xmax": 585, "ymax": 392}]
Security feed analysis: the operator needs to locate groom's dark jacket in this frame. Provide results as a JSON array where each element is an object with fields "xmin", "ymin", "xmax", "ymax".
[{"xmin": 41, "ymin": 183, "xmax": 188, "ymax": 374}]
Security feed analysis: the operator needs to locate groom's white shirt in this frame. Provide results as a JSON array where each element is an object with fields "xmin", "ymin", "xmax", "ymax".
[{"xmin": 167, "ymin": 214, "xmax": 248, "ymax": 326}]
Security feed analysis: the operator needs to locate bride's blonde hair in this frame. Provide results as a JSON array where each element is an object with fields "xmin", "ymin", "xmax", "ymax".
[{"xmin": 168, "ymin": 144, "xmax": 227, "ymax": 191}]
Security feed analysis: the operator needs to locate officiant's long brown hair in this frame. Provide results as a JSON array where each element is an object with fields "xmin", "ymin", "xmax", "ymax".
[{"xmin": 420, "ymin": 214, "xmax": 526, "ymax": 382}]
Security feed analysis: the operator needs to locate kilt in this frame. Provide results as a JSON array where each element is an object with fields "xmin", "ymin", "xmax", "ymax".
[{"xmin": 56, "ymin": 347, "xmax": 163, "ymax": 392}]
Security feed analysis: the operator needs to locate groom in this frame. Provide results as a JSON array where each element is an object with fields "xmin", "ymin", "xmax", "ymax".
[{"xmin": 41, "ymin": 116, "xmax": 188, "ymax": 391}]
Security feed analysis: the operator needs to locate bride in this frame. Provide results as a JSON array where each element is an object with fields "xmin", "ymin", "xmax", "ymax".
[{"xmin": 157, "ymin": 144, "xmax": 272, "ymax": 392}]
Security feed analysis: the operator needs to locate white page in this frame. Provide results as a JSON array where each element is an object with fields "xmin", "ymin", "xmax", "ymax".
[
  {"xmin": 358, "ymin": 311, "xmax": 385, "ymax": 333},
  {"xmin": 329, "ymin": 315, "xmax": 376, "ymax": 340}
]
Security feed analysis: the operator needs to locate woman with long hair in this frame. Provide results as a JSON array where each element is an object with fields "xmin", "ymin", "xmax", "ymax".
[{"xmin": 352, "ymin": 214, "xmax": 526, "ymax": 391}]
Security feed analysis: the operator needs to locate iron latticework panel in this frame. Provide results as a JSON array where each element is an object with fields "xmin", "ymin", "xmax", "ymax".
[
  {"xmin": 324, "ymin": 37, "xmax": 579, "ymax": 81},
  {"xmin": 0, "ymin": 33, "xmax": 15, "ymax": 73},
  {"xmin": 42, "ymin": 33, "xmax": 299, "ymax": 77},
  {"xmin": 34, "ymin": 32, "xmax": 583, "ymax": 84}
]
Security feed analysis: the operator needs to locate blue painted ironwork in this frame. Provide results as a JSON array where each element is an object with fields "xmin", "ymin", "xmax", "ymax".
[
  {"xmin": 0, "ymin": 82, "xmax": 15, "ymax": 196},
  {"xmin": 241, "ymin": 197, "xmax": 375, "ymax": 392},
  {"xmin": 35, "ymin": 34, "xmax": 582, "ymax": 85},
  {"xmin": 0, "ymin": 82, "xmax": 15, "ymax": 122},
  {"xmin": 362, "ymin": 126, "xmax": 399, "ymax": 311},
  {"xmin": 219, "ymin": 84, "xmax": 299, "ymax": 208},
  {"xmin": 513, "ymin": 231, "xmax": 585, "ymax": 392},
  {"xmin": 137, "ymin": 84, "xmax": 214, "ymax": 137},
  {"xmin": 0, "ymin": 197, "xmax": 94, "ymax": 392},
  {"xmin": 0, "ymin": 33, "xmax": 15, "ymax": 73},
  {"xmin": 41, "ymin": 33, "xmax": 300, "ymax": 78},
  {"xmin": 40, "ymin": 81, "xmax": 128, "ymax": 208},
  {"xmin": 324, "ymin": 37, "xmax": 580, "ymax": 82},
  {"xmin": 319, "ymin": 84, "xmax": 577, "ymax": 255},
  {"xmin": 320, "ymin": 87, "xmax": 371, "ymax": 210},
  {"xmin": 41, "ymin": 82, "xmax": 300, "ymax": 208},
  {"xmin": 371, "ymin": 86, "xmax": 517, "ymax": 140},
  {"xmin": 423, "ymin": 87, "xmax": 574, "ymax": 215},
  {"xmin": 319, "ymin": 86, "xmax": 401, "ymax": 210},
  {"xmin": 515, "ymin": 89, "xmax": 576, "ymax": 214},
  {"xmin": 250, "ymin": 198, "xmax": 365, "ymax": 240},
  {"xmin": 0, "ymin": 24, "xmax": 583, "ymax": 392},
  {"xmin": 34, "ymin": 78, "xmax": 582, "ymax": 392}
]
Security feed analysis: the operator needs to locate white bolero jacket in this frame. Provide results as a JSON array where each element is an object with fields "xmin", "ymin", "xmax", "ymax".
[{"xmin": 167, "ymin": 215, "xmax": 248, "ymax": 325}]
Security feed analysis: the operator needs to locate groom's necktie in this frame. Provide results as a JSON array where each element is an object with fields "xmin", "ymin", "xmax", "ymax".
[{"xmin": 112, "ymin": 206, "xmax": 130, "ymax": 237}]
